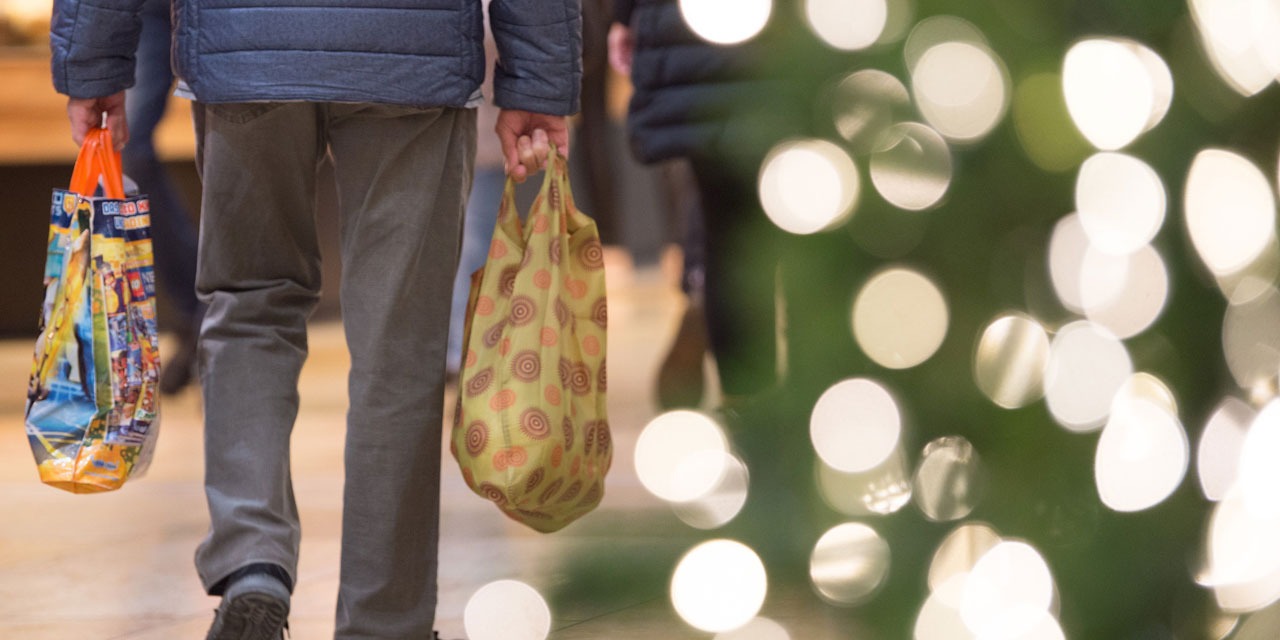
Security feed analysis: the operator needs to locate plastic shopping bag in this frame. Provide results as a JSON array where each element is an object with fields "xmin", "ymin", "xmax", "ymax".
[
  {"xmin": 25, "ymin": 128, "xmax": 162, "ymax": 493},
  {"xmin": 452, "ymin": 150, "xmax": 610, "ymax": 532}
]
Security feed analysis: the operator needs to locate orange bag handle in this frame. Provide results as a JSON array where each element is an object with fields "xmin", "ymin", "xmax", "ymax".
[{"xmin": 69, "ymin": 128, "xmax": 125, "ymax": 199}]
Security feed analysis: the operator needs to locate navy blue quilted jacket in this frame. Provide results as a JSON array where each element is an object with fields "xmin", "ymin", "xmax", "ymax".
[
  {"xmin": 615, "ymin": 0, "xmax": 811, "ymax": 165},
  {"xmin": 50, "ymin": 0, "xmax": 582, "ymax": 115}
]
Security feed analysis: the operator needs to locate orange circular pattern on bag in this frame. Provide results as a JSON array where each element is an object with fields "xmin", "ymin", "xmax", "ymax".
[
  {"xmin": 533, "ymin": 214, "xmax": 550, "ymax": 233},
  {"xmin": 489, "ymin": 389, "xmax": 516, "ymax": 411},
  {"xmin": 541, "ymin": 327, "xmax": 558, "ymax": 346},
  {"xmin": 506, "ymin": 446, "xmax": 528, "ymax": 467},
  {"xmin": 567, "ymin": 279, "xmax": 588, "ymax": 299},
  {"xmin": 475, "ymin": 295, "xmax": 495, "ymax": 316},
  {"xmin": 465, "ymin": 349, "xmax": 478, "ymax": 368},
  {"xmin": 489, "ymin": 239, "xmax": 508, "ymax": 259},
  {"xmin": 533, "ymin": 269, "xmax": 552, "ymax": 289},
  {"xmin": 583, "ymin": 335, "xmax": 601, "ymax": 357},
  {"xmin": 545, "ymin": 385, "xmax": 561, "ymax": 406},
  {"xmin": 570, "ymin": 455, "xmax": 581, "ymax": 476},
  {"xmin": 499, "ymin": 337, "xmax": 511, "ymax": 356},
  {"xmin": 551, "ymin": 445, "xmax": 563, "ymax": 467},
  {"xmin": 491, "ymin": 450, "xmax": 509, "ymax": 471}
]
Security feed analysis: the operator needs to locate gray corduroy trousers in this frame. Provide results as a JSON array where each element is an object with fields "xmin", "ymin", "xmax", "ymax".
[{"xmin": 190, "ymin": 101, "xmax": 476, "ymax": 639}]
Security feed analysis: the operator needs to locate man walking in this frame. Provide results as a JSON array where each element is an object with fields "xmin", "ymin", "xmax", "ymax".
[{"xmin": 51, "ymin": 1, "xmax": 580, "ymax": 637}]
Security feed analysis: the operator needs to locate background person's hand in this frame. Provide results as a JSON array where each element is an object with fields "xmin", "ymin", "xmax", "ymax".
[
  {"xmin": 495, "ymin": 109, "xmax": 569, "ymax": 183},
  {"xmin": 67, "ymin": 92, "xmax": 128, "ymax": 151},
  {"xmin": 608, "ymin": 23, "xmax": 634, "ymax": 76}
]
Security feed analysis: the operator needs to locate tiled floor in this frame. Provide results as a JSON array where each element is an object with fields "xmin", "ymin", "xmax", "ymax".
[{"xmin": 0, "ymin": 252, "xmax": 840, "ymax": 639}]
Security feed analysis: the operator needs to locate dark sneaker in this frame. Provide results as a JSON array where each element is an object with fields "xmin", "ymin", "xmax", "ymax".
[{"xmin": 206, "ymin": 591, "xmax": 290, "ymax": 640}]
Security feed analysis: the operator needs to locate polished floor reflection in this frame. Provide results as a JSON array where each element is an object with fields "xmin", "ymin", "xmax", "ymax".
[{"xmin": 0, "ymin": 252, "xmax": 844, "ymax": 639}]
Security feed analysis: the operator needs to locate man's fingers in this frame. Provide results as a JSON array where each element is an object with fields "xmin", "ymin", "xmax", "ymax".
[
  {"xmin": 66, "ymin": 93, "xmax": 129, "ymax": 150},
  {"xmin": 518, "ymin": 134, "xmax": 539, "ymax": 176},
  {"xmin": 106, "ymin": 112, "xmax": 129, "ymax": 152},
  {"xmin": 67, "ymin": 99, "xmax": 94, "ymax": 145},
  {"xmin": 496, "ymin": 110, "xmax": 572, "ymax": 179},
  {"xmin": 531, "ymin": 129, "xmax": 550, "ymax": 170},
  {"xmin": 549, "ymin": 128, "xmax": 570, "ymax": 159},
  {"xmin": 495, "ymin": 118, "xmax": 520, "ymax": 176}
]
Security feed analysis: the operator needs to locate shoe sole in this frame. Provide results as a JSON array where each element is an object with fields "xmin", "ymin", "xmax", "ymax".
[{"xmin": 206, "ymin": 592, "xmax": 289, "ymax": 640}]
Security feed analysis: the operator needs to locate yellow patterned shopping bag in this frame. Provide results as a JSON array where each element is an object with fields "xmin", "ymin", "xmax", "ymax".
[
  {"xmin": 452, "ymin": 150, "xmax": 610, "ymax": 532},
  {"xmin": 26, "ymin": 128, "xmax": 161, "ymax": 493}
]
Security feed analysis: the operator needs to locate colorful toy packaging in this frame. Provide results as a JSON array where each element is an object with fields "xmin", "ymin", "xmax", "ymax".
[{"xmin": 26, "ymin": 128, "xmax": 161, "ymax": 493}]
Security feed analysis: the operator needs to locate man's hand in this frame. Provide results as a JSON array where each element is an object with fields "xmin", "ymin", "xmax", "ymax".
[
  {"xmin": 608, "ymin": 23, "xmax": 634, "ymax": 76},
  {"xmin": 495, "ymin": 110, "xmax": 569, "ymax": 183},
  {"xmin": 67, "ymin": 92, "xmax": 128, "ymax": 151}
]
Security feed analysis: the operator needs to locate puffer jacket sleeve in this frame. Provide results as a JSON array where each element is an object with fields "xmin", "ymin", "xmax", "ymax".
[
  {"xmin": 50, "ymin": 0, "xmax": 144, "ymax": 99},
  {"xmin": 488, "ymin": 0, "xmax": 583, "ymax": 115}
]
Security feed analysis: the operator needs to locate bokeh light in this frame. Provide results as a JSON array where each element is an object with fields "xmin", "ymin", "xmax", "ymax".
[
  {"xmin": 961, "ymin": 541, "xmax": 1056, "ymax": 640},
  {"xmin": 634, "ymin": 410, "xmax": 729, "ymax": 502},
  {"xmin": 911, "ymin": 40, "xmax": 1010, "ymax": 142},
  {"xmin": 1216, "ymin": 238, "xmax": 1280, "ymax": 305},
  {"xmin": 1116, "ymin": 371, "xmax": 1178, "ymax": 415},
  {"xmin": 1094, "ymin": 393, "xmax": 1188, "ymax": 512},
  {"xmin": 1045, "ymin": 321, "xmax": 1134, "ymax": 432},
  {"xmin": 679, "ymin": 0, "xmax": 772, "ymax": 45},
  {"xmin": 1184, "ymin": 149, "xmax": 1277, "ymax": 277},
  {"xmin": 810, "ymin": 378, "xmax": 902, "ymax": 472},
  {"xmin": 913, "ymin": 436, "xmax": 984, "ymax": 522},
  {"xmin": 1204, "ymin": 485, "xmax": 1280, "ymax": 612},
  {"xmin": 670, "ymin": 451, "xmax": 750, "ymax": 529},
  {"xmin": 929, "ymin": 523, "xmax": 1003, "ymax": 593},
  {"xmin": 671, "ymin": 540, "xmax": 768, "ymax": 633},
  {"xmin": 1081, "ymin": 244, "xmax": 1169, "ymax": 339},
  {"xmin": 759, "ymin": 139, "xmax": 861, "ymax": 234},
  {"xmin": 916, "ymin": 573, "xmax": 976, "ymax": 640},
  {"xmin": 1223, "ymin": 284, "xmax": 1280, "ymax": 391},
  {"xmin": 1074, "ymin": 152, "xmax": 1166, "ymax": 256},
  {"xmin": 816, "ymin": 448, "xmax": 913, "ymax": 515},
  {"xmin": 805, "ymin": 0, "xmax": 887, "ymax": 51},
  {"xmin": 1198, "ymin": 397, "xmax": 1255, "ymax": 502},
  {"xmin": 852, "ymin": 267, "xmax": 949, "ymax": 369},
  {"xmin": 809, "ymin": 522, "xmax": 892, "ymax": 605},
  {"xmin": 904, "ymin": 15, "xmax": 989, "ymax": 71},
  {"xmin": 829, "ymin": 70, "xmax": 912, "ymax": 154},
  {"xmin": 869, "ymin": 122, "xmax": 952, "ymax": 211},
  {"xmin": 1240, "ymin": 399, "xmax": 1280, "ymax": 519},
  {"xmin": 1188, "ymin": 0, "xmax": 1279, "ymax": 96},
  {"xmin": 1048, "ymin": 214, "xmax": 1091, "ymax": 314},
  {"xmin": 713, "ymin": 617, "xmax": 791, "ymax": 640},
  {"xmin": 464, "ymin": 580, "xmax": 552, "ymax": 640},
  {"xmin": 1062, "ymin": 38, "xmax": 1172, "ymax": 150},
  {"xmin": 973, "ymin": 313, "xmax": 1051, "ymax": 409}
]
